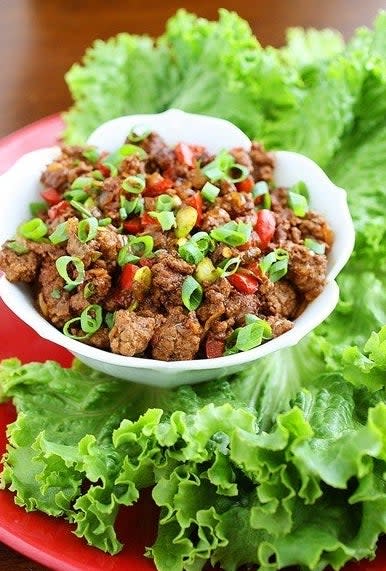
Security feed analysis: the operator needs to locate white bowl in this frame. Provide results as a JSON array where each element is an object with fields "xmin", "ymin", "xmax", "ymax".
[{"xmin": 0, "ymin": 110, "xmax": 355, "ymax": 387}]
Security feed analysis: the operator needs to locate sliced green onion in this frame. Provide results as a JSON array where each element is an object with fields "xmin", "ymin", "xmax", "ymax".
[
  {"xmin": 194, "ymin": 257, "xmax": 219, "ymax": 284},
  {"xmin": 263, "ymin": 193, "xmax": 272, "ymax": 209},
  {"xmin": 120, "ymin": 196, "xmax": 144, "ymax": 217},
  {"xmin": 225, "ymin": 318, "xmax": 272, "ymax": 355},
  {"xmin": 190, "ymin": 231, "xmax": 215, "ymax": 254},
  {"xmin": 91, "ymin": 169, "xmax": 104, "ymax": 181},
  {"xmin": 70, "ymin": 200, "xmax": 93, "ymax": 219},
  {"xmin": 122, "ymin": 175, "xmax": 146, "ymax": 195},
  {"xmin": 291, "ymin": 180, "xmax": 309, "ymax": 200},
  {"xmin": 117, "ymin": 244, "xmax": 140, "ymax": 266},
  {"xmin": 252, "ymin": 181, "xmax": 269, "ymax": 198},
  {"xmin": 55, "ymin": 255, "xmax": 85, "ymax": 291},
  {"xmin": 103, "ymin": 144, "xmax": 147, "ymax": 168},
  {"xmin": 63, "ymin": 188, "xmax": 88, "ymax": 202},
  {"xmin": 77, "ymin": 217, "xmax": 99, "ymax": 243},
  {"xmin": 156, "ymin": 194, "xmax": 175, "ymax": 212},
  {"xmin": 149, "ymin": 211, "xmax": 176, "ymax": 231},
  {"xmin": 127, "ymin": 124, "xmax": 151, "ymax": 143},
  {"xmin": 244, "ymin": 313, "xmax": 259, "ymax": 325},
  {"xmin": 80, "ymin": 304, "xmax": 103, "ymax": 334},
  {"xmin": 304, "ymin": 238, "xmax": 326, "ymax": 255},
  {"xmin": 269, "ymin": 259, "xmax": 289, "ymax": 283},
  {"xmin": 49, "ymin": 222, "xmax": 69, "ymax": 244},
  {"xmin": 105, "ymin": 311, "xmax": 116, "ymax": 329},
  {"xmin": 6, "ymin": 241, "xmax": 29, "ymax": 254},
  {"xmin": 210, "ymin": 221, "xmax": 251, "ymax": 247},
  {"xmin": 201, "ymin": 182, "xmax": 220, "ymax": 203},
  {"xmin": 70, "ymin": 176, "xmax": 96, "ymax": 190},
  {"xmin": 63, "ymin": 317, "xmax": 89, "ymax": 340},
  {"xmin": 129, "ymin": 235, "xmax": 154, "ymax": 258},
  {"xmin": 19, "ymin": 218, "xmax": 48, "ymax": 240},
  {"xmin": 202, "ymin": 150, "xmax": 234, "ymax": 182},
  {"xmin": 260, "ymin": 249, "xmax": 289, "ymax": 283},
  {"xmin": 288, "ymin": 191, "xmax": 309, "ymax": 218},
  {"xmin": 218, "ymin": 256, "xmax": 241, "ymax": 277},
  {"xmin": 29, "ymin": 201, "xmax": 47, "ymax": 217},
  {"xmin": 227, "ymin": 163, "xmax": 249, "ymax": 183},
  {"xmin": 181, "ymin": 276, "xmax": 203, "ymax": 311},
  {"xmin": 82, "ymin": 148, "xmax": 99, "ymax": 163},
  {"xmin": 83, "ymin": 282, "xmax": 95, "ymax": 299},
  {"xmin": 98, "ymin": 217, "xmax": 112, "ymax": 227},
  {"xmin": 179, "ymin": 241, "xmax": 204, "ymax": 265},
  {"xmin": 259, "ymin": 251, "xmax": 276, "ymax": 274}
]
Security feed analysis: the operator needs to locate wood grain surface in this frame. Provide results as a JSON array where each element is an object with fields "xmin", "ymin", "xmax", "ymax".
[{"xmin": 0, "ymin": 0, "xmax": 384, "ymax": 569}]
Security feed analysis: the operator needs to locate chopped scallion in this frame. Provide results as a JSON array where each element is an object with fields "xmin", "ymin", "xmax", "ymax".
[
  {"xmin": 149, "ymin": 211, "xmax": 176, "ymax": 231},
  {"xmin": 210, "ymin": 221, "xmax": 251, "ymax": 246},
  {"xmin": 304, "ymin": 238, "xmax": 326, "ymax": 255},
  {"xmin": 127, "ymin": 124, "xmax": 151, "ymax": 143},
  {"xmin": 201, "ymin": 182, "xmax": 220, "ymax": 203},
  {"xmin": 49, "ymin": 222, "xmax": 69, "ymax": 245},
  {"xmin": 77, "ymin": 217, "xmax": 99, "ymax": 243},
  {"xmin": 122, "ymin": 175, "xmax": 146, "ymax": 195},
  {"xmin": 181, "ymin": 276, "xmax": 203, "ymax": 311},
  {"xmin": 19, "ymin": 218, "xmax": 48, "ymax": 241},
  {"xmin": 55, "ymin": 256, "xmax": 85, "ymax": 291},
  {"xmin": 225, "ymin": 318, "xmax": 272, "ymax": 355},
  {"xmin": 288, "ymin": 191, "xmax": 309, "ymax": 218}
]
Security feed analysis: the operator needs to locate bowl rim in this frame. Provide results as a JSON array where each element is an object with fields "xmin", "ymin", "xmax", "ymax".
[{"xmin": 0, "ymin": 110, "xmax": 355, "ymax": 372}]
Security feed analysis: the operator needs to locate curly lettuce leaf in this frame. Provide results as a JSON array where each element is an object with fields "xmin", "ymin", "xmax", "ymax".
[{"xmin": 63, "ymin": 34, "xmax": 172, "ymax": 144}]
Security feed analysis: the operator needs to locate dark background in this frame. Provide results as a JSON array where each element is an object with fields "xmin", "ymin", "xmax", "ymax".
[{"xmin": 0, "ymin": 0, "xmax": 385, "ymax": 569}]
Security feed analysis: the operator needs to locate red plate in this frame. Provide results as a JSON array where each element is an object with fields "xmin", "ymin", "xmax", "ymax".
[{"xmin": 0, "ymin": 115, "xmax": 385, "ymax": 571}]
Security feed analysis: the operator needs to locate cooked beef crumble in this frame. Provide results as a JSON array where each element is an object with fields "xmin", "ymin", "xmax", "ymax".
[{"xmin": 0, "ymin": 131, "xmax": 333, "ymax": 360}]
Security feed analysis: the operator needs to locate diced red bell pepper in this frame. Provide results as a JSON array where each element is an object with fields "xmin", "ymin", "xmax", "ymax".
[
  {"xmin": 141, "ymin": 212, "xmax": 160, "ymax": 227},
  {"xmin": 205, "ymin": 339, "xmax": 225, "ymax": 359},
  {"xmin": 41, "ymin": 187, "xmax": 62, "ymax": 206},
  {"xmin": 120, "ymin": 263, "xmax": 138, "ymax": 290},
  {"xmin": 97, "ymin": 163, "xmax": 112, "ymax": 178},
  {"xmin": 255, "ymin": 209, "xmax": 276, "ymax": 250},
  {"xmin": 47, "ymin": 200, "xmax": 71, "ymax": 220},
  {"xmin": 175, "ymin": 142, "xmax": 195, "ymax": 167},
  {"xmin": 123, "ymin": 217, "xmax": 143, "ymax": 234},
  {"xmin": 185, "ymin": 193, "xmax": 203, "ymax": 226},
  {"xmin": 236, "ymin": 176, "xmax": 254, "ymax": 193},
  {"xmin": 228, "ymin": 271, "xmax": 259, "ymax": 294},
  {"xmin": 143, "ymin": 176, "xmax": 173, "ymax": 197}
]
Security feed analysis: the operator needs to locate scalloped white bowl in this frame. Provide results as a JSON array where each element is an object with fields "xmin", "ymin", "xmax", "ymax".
[{"xmin": 0, "ymin": 110, "xmax": 355, "ymax": 387}]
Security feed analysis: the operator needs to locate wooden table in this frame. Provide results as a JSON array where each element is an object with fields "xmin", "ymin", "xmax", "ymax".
[{"xmin": 0, "ymin": 0, "xmax": 384, "ymax": 569}]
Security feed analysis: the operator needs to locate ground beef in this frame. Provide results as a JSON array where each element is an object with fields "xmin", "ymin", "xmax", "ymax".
[
  {"xmin": 287, "ymin": 244, "xmax": 327, "ymax": 301},
  {"xmin": 201, "ymin": 206, "xmax": 231, "ymax": 232},
  {"xmin": 103, "ymin": 287, "xmax": 133, "ymax": 312},
  {"xmin": 298, "ymin": 211, "xmax": 334, "ymax": 246},
  {"xmin": 250, "ymin": 142, "xmax": 274, "ymax": 181},
  {"xmin": 109, "ymin": 311, "xmax": 156, "ymax": 356},
  {"xmin": 273, "ymin": 208, "xmax": 302, "ymax": 246},
  {"xmin": 120, "ymin": 154, "xmax": 145, "ymax": 177},
  {"xmin": 0, "ymin": 245, "xmax": 39, "ymax": 282},
  {"xmin": 86, "ymin": 327, "xmax": 111, "ymax": 350},
  {"xmin": 151, "ymin": 307, "xmax": 202, "ymax": 361},
  {"xmin": 140, "ymin": 132, "xmax": 175, "ymax": 173},
  {"xmin": 225, "ymin": 291, "xmax": 260, "ymax": 325},
  {"xmin": 98, "ymin": 177, "xmax": 122, "ymax": 221},
  {"xmin": 94, "ymin": 228, "xmax": 125, "ymax": 266},
  {"xmin": 258, "ymin": 278, "xmax": 298, "ymax": 318},
  {"xmin": 65, "ymin": 218, "xmax": 98, "ymax": 268},
  {"xmin": 151, "ymin": 252, "xmax": 194, "ymax": 308},
  {"xmin": 217, "ymin": 183, "xmax": 255, "ymax": 218},
  {"xmin": 37, "ymin": 259, "xmax": 72, "ymax": 327},
  {"xmin": 197, "ymin": 278, "xmax": 232, "ymax": 326},
  {"xmin": 40, "ymin": 145, "xmax": 93, "ymax": 190},
  {"xmin": 70, "ymin": 268, "xmax": 112, "ymax": 313},
  {"xmin": 266, "ymin": 316, "xmax": 293, "ymax": 337}
]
